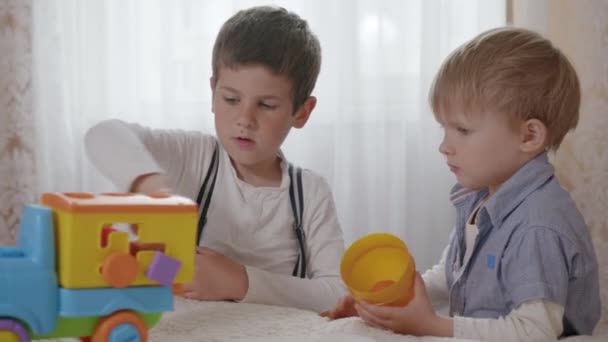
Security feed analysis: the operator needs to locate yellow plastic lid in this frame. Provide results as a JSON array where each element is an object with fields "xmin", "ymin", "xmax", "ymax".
[{"xmin": 40, "ymin": 192, "xmax": 198, "ymax": 214}]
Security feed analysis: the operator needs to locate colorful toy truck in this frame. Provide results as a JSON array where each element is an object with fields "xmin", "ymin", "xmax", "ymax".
[{"xmin": 0, "ymin": 192, "xmax": 197, "ymax": 342}]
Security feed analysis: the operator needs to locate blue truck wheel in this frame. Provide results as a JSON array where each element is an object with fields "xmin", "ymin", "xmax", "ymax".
[
  {"xmin": 109, "ymin": 323, "xmax": 141, "ymax": 342},
  {"xmin": 91, "ymin": 310, "xmax": 147, "ymax": 342}
]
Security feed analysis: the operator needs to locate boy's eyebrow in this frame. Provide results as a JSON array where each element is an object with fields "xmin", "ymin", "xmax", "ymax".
[
  {"xmin": 218, "ymin": 85, "xmax": 240, "ymax": 94},
  {"xmin": 218, "ymin": 86, "xmax": 282, "ymax": 100},
  {"xmin": 440, "ymin": 115, "xmax": 468, "ymax": 127}
]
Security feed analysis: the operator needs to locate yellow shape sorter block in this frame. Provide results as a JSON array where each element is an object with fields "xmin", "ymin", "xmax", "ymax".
[{"xmin": 41, "ymin": 192, "xmax": 198, "ymax": 289}]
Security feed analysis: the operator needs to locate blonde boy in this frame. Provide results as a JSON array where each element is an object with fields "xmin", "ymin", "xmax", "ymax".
[
  {"xmin": 86, "ymin": 6, "xmax": 346, "ymax": 313},
  {"xmin": 323, "ymin": 27, "xmax": 600, "ymax": 340}
]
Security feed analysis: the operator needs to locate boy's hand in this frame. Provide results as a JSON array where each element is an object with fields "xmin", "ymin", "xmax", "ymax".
[
  {"xmin": 130, "ymin": 173, "xmax": 171, "ymax": 193},
  {"xmin": 320, "ymin": 295, "xmax": 359, "ymax": 319},
  {"xmin": 183, "ymin": 247, "xmax": 249, "ymax": 301},
  {"xmin": 355, "ymin": 273, "xmax": 453, "ymax": 337}
]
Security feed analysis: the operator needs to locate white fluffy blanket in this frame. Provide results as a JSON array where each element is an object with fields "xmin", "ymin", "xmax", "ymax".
[
  {"xmin": 48, "ymin": 297, "xmax": 607, "ymax": 341},
  {"xmin": 148, "ymin": 297, "xmax": 472, "ymax": 342}
]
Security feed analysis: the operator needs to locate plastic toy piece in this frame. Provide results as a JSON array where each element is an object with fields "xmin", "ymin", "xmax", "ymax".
[
  {"xmin": 0, "ymin": 247, "xmax": 24, "ymax": 257},
  {"xmin": 0, "ymin": 319, "xmax": 30, "ymax": 342},
  {"xmin": 0, "ymin": 192, "xmax": 197, "ymax": 340},
  {"xmin": 101, "ymin": 226, "xmax": 116, "ymax": 247},
  {"xmin": 58, "ymin": 286, "xmax": 173, "ymax": 317},
  {"xmin": 91, "ymin": 310, "xmax": 147, "ymax": 342},
  {"xmin": 101, "ymin": 252, "xmax": 139, "ymax": 288},
  {"xmin": 0, "ymin": 205, "xmax": 59, "ymax": 336},
  {"xmin": 130, "ymin": 242, "xmax": 166, "ymax": 255},
  {"xmin": 341, "ymin": 233, "xmax": 416, "ymax": 306},
  {"xmin": 146, "ymin": 252, "xmax": 182, "ymax": 287}
]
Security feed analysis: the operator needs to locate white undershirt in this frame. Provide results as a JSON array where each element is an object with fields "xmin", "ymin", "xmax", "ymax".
[
  {"xmin": 459, "ymin": 222, "xmax": 479, "ymax": 278},
  {"xmin": 463, "ymin": 202, "xmax": 482, "ymax": 268}
]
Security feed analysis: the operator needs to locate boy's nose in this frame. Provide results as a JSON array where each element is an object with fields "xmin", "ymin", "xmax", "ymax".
[
  {"xmin": 439, "ymin": 139, "xmax": 452, "ymax": 155},
  {"xmin": 236, "ymin": 107, "xmax": 257, "ymax": 129}
]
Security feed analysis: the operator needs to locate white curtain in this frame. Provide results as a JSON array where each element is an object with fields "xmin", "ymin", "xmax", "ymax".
[{"xmin": 32, "ymin": 0, "xmax": 505, "ymax": 270}]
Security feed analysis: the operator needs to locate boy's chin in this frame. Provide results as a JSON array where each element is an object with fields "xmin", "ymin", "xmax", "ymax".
[
  {"xmin": 456, "ymin": 178, "xmax": 481, "ymax": 190},
  {"xmin": 228, "ymin": 152, "xmax": 278, "ymax": 168}
]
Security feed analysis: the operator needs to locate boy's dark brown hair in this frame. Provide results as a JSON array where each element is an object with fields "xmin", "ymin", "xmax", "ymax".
[
  {"xmin": 212, "ymin": 6, "xmax": 321, "ymax": 113},
  {"xmin": 430, "ymin": 27, "xmax": 580, "ymax": 150}
]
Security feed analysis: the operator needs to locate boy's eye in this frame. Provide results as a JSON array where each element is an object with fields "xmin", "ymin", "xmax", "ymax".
[
  {"xmin": 456, "ymin": 127, "xmax": 470, "ymax": 135},
  {"xmin": 223, "ymin": 96, "xmax": 238, "ymax": 104},
  {"xmin": 259, "ymin": 102, "xmax": 277, "ymax": 109}
]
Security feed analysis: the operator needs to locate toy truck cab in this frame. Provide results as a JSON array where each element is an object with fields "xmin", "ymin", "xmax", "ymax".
[{"xmin": 0, "ymin": 205, "xmax": 58, "ymax": 340}]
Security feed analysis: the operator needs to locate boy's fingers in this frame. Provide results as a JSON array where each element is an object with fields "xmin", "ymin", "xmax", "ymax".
[
  {"xmin": 356, "ymin": 304, "xmax": 389, "ymax": 329},
  {"xmin": 338, "ymin": 295, "xmax": 354, "ymax": 308},
  {"xmin": 358, "ymin": 302, "xmax": 393, "ymax": 320},
  {"xmin": 320, "ymin": 295, "xmax": 357, "ymax": 320}
]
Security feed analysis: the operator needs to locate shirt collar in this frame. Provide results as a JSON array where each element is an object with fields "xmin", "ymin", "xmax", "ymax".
[{"xmin": 450, "ymin": 152, "xmax": 554, "ymax": 228}]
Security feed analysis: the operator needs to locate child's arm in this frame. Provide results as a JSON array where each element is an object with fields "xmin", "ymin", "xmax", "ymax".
[
  {"xmin": 420, "ymin": 245, "xmax": 449, "ymax": 312},
  {"xmin": 320, "ymin": 295, "xmax": 358, "ymax": 319},
  {"xmin": 183, "ymin": 247, "xmax": 249, "ymax": 301},
  {"xmin": 85, "ymin": 119, "xmax": 164, "ymax": 191},
  {"xmin": 355, "ymin": 276, "xmax": 563, "ymax": 340},
  {"xmin": 85, "ymin": 119, "xmax": 215, "ymax": 199},
  {"xmin": 452, "ymin": 300, "xmax": 564, "ymax": 341},
  {"xmin": 240, "ymin": 178, "xmax": 346, "ymax": 313},
  {"xmin": 130, "ymin": 173, "xmax": 171, "ymax": 193}
]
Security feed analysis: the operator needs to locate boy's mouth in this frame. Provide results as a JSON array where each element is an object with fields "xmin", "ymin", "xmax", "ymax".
[
  {"xmin": 233, "ymin": 136, "xmax": 255, "ymax": 148},
  {"xmin": 448, "ymin": 163, "xmax": 459, "ymax": 173}
]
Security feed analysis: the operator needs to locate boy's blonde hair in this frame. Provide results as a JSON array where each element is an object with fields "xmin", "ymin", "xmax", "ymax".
[{"xmin": 430, "ymin": 27, "xmax": 580, "ymax": 150}]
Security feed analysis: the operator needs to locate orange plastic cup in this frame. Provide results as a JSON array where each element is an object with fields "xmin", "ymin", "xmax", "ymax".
[{"xmin": 340, "ymin": 233, "xmax": 416, "ymax": 306}]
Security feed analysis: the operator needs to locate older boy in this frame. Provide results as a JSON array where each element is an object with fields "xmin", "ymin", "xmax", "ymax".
[
  {"xmin": 85, "ymin": 6, "xmax": 346, "ymax": 313},
  {"xmin": 323, "ymin": 27, "xmax": 601, "ymax": 340}
]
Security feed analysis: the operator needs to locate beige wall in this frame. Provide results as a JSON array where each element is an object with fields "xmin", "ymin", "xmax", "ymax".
[
  {"xmin": 550, "ymin": 1, "xmax": 608, "ymax": 329},
  {"xmin": 515, "ymin": 0, "xmax": 608, "ymax": 330},
  {"xmin": 0, "ymin": 1, "xmax": 36, "ymax": 245}
]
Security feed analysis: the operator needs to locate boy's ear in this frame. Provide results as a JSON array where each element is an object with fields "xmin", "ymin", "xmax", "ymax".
[
  {"xmin": 292, "ymin": 96, "xmax": 317, "ymax": 129},
  {"xmin": 210, "ymin": 77, "xmax": 217, "ymax": 113},
  {"xmin": 519, "ymin": 119, "xmax": 547, "ymax": 153}
]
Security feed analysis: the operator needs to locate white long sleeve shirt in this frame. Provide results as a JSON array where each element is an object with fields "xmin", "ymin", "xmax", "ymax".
[
  {"xmin": 423, "ymin": 233, "xmax": 565, "ymax": 341},
  {"xmin": 85, "ymin": 119, "xmax": 347, "ymax": 312}
]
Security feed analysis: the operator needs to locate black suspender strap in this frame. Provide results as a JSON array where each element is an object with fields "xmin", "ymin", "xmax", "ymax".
[
  {"xmin": 288, "ymin": 163, "xmax": 306, "ymax": 278},
  {"xmin": 195, "ymin": 142, "xmax": 220, "ymax": 244},
  {"xmin": 195, "ymin": 142, "xmax": 307, "ymax": 279}
]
